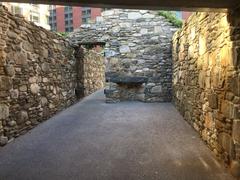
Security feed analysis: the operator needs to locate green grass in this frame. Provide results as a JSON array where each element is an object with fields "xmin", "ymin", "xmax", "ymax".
[
  {"xmin": 158, "ymin": 11, "xmax": 183, "ymax": 28},
  {"xmin": 57, "ymin": 32, "xmax": 70, "ymax": 38}
]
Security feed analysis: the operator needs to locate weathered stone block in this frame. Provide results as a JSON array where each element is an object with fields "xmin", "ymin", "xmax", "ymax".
[
  {"xmin": 29, "ymin": 76, "xmax": 38, "ymax": 83},
  {"xmin": 15, "ymin": 53, "xmax": 27, "ymax": 65},
  {"xmin": 4, "ymin": 64, "xmax": 15, "ymax": 77},
  {"xmin": 226, "ymin": 92, "xmax": 235, "ymax": 101},
  {"xmin": 136, "ymin": 94, "xmax": 145, "ymax": 101},
  {"xmin": 230, "ymin": 160, "xmax": 240, "ymax": 177},
  {"xmin": 204, "ymin": 112, "xmax": 213, "ymax": 129},
  {"xmin": 151, "ymin": 86, "xmax": 162, "ymax": 94},
  {"xmin": 19, "ymin": 85, "xmax": 27, "ymax": 92},
  {"xmin": 233, "ymin": 96, "xmax": 240, "ymax": 104},
  {"xmin": 0, "ymin": 76, "xmax": 12, "ymax": 91},
  {"xmin": 30, "ymin": 83, "xmax": 40, "ymax": 94},
  {"xmin": 154, "ymin": 26, "xmax": 163, "ymax": 34},
  {"xmin": 128, "ymin": 12, "xmax": 142, "ymax": 19},
  {"xmin": 221, "ymin": 100, "xmax": 238, "ymax": 119},
  {"xmin": 229, "ymin": 76, "xmax": 240, "ymax": 96},
  {"xmin": 7, "ymin": 31, "xmax": 17, "ymax": 39},
  {"xmin": 17, "ymin": 111, "xmax": 29, "ymax": 125},
  {"xmin": 41, "ymin": 62, "xmax": 50, "ymax": 73},
  {"xmin": 119, "ymin": 45, "xmax": 130, "ymax": 54},
  {"xmin": 233, "ymin": 120, "xmax": 240, "ymax": 144},
  {"xmin": 207, "ymin": 93, "xmax": 218, "ymax": 109},
  {"xmin": 233, "ymin": 47, "xmax": 240, "ymax": 67},
  {"xmin": 142, "ymin": 13, "xmax": 155, "ymax": 19},
  {"xmin": 10, "ymin": 89, "xmax": 19, "ymax": 99},
  {"xmin": 41, "ymin": 97, "xmax": 48, "ymax": 106},
  {"xmin": 198, "ymin": 70, "xmax": 205, "ymax": 88},
  {"xmin": 8, "ymin": 120, "xmax": 16, "ymax": 127},
  {"xmin": 40, "ymin": 48, "xmax": 48, "ymax": 58},
  {"xmin": 218, "ymin": 132, "xmax": 235, "ymax": 158},
  {"xmin": 22, "ymin": 41, "xmax": 33, "ymax": 52},
  {"xmin": 140, "ymin": 29, "xmax": 148, "ymax": 35},
  {"xmin": 0, "ymin": 136, "xmax": 8, "ymax": 146},
  {"xmin": 199, "ymin": 35, "xmax": 207, "ymax": 55},
  {"xmin": 0, "ymin": 104, "xmax": 9, "ymax": 120}
]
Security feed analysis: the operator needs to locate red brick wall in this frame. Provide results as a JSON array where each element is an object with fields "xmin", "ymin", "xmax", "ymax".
[
  {"xmin": 55, "ymin": 6, "xmax": 102, "ymax": 32},
  {"xmin": 73, "ymin": 7, "xmax": 82, "ymax": 29},
  {"xmin": 56, "ymin": 6, "xmax": 65, "ymax": 32},
  {"xmin": 91, "ymin": 8, "xmax": 102, "ymax": 21}
]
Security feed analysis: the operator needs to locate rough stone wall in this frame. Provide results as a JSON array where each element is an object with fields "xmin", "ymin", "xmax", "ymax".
[
  {"xmin": 0, "ymin": 5, "xmax": 77, "ymax": 145},
  {"xmin": 69, "ymin": 9, "xmax": 178, "ymax": 102},
  {"xmin": 82, "ymin": 46, "xmax": 105, "ymax": 96},
  {"xmin": 173, "ymin": 11, "xmax": 240, "ymax": 175}
]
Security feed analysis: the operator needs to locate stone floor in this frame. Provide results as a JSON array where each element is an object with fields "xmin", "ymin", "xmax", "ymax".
[{"xmin": 0, "ymin": 90, "xmax": 235, "ymax": 180}]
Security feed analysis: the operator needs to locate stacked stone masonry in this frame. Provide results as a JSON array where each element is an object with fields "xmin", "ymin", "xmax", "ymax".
[
  {"xmin": 172, "ymin": 11, "xmax": 240, "ymax": 176},
  {"xmin": 69, "ymin": 9, "xmax": 178, "ymax": 102},
  {"xmin": 82, "ymin": 46, "xmax": 105, "ymax": 96},
  {"xmin": 0, "ymin": 5, "xmax": 105, "ymax": 146}
]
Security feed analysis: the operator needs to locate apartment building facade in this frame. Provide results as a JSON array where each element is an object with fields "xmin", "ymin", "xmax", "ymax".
[
  {"xmin": 0, "ymin": 2, "xmax": 50, "ymax": 30},
  {"xmin": 49, "ymin": 6, "xmax": 102, "ymax": 32}
]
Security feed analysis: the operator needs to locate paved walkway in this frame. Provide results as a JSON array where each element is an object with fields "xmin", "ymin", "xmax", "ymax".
[{"xmin": 0, "ymin": 90, "xmax": 234, "ymax": 180}]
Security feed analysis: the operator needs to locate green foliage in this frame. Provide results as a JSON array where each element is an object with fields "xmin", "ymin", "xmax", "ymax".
[
  {"xmin": 57, "ymin": 32, "xmax": 70, "ymax": 37},
  {"xmin": 158, "ymin": 11, "xmax": 183, "ymax": 28}
]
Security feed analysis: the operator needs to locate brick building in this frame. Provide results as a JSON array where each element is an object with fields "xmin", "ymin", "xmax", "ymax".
[
  {"xmin": 0, "ymin": 2, "xmax": 50, "ymax": 30},
  {"xmin": 49, "ymin": 6, "xmax": 102, "ymax": 32}
]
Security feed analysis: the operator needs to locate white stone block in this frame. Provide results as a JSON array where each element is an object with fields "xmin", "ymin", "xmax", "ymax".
[
  {"xmin": 128, "ymin": 12, "xmax": 142, "ymax": 20},
  {"xmin": 119, "ymin": 45, "xmax": 131, "ymax": 53}
]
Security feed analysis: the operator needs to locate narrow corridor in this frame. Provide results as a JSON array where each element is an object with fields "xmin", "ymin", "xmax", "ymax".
[{"xmin": 0, "ymin": 90, "xmax": 234, "ymax": 180}]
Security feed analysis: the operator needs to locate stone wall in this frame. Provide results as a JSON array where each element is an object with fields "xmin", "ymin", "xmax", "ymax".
[
  {"xmin": 0, "ymin": 5, "xmax": 77, "ymax": 145},
  {"xmin": 0, "ymin": 5, "xmax": 104, "ymax": 146},
  {"xmin": 82, "ymin": 46, "xmax": 105, "ymax": 96},
  {"xmin": 69, "ymin": 9, "xmax": 178, "ymax": 102},
  {"xmin": 173, "ymin": 11, "xmax": 240, "ymax": 176}
]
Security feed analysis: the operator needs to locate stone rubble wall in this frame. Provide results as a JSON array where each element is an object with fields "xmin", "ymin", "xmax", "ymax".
[
  {"xmin": 69, "ymin": 9, "xmax": 178, "ymax": 102},
  {"xmin": 0, "ymin": 6, "xmax": 104, "ymax": 146},
  {"xmin": 172, "ymin": 11, "xmax": 240, "ymax": 175},
  {"xmin": 82, "ymin": 46, "xmax": 105, "ymax": 96}
]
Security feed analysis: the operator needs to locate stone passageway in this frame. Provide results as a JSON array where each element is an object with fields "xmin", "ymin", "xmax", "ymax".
[{"xmin": 0, "ymin": 90, "xmax": 234, "ymax": 180}]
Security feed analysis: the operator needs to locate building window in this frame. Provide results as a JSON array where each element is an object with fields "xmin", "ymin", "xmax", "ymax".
[
  {"xmin": 30, "ymin": 14, "xmax": 40, "ymax": 23},
  {"xmin": 65, "ymin": 26, "xmax": 73, "ymax": 32},
  {"xmin": 64, "ymin": 6, "xmax": 72, "ymax": 12},
  {"xmin": 82, "ymin": 7, "xmax": 91, "ymax": 24},
  {"xmin": 82, "ymin": 8, "xmax": 91, "ymax": 16},
  {"xmin": 11, "ymin": 6, "xmax": 23, "ymax": 15},
  {"xmin": 65, "ymin": 19, "xmax": 73, "ymax": 26},
  {"xmin": 51, "ymin": 25, "xmax": 57, "ymax": 31},
  {"xmin": 50, "ymin": 21, "xmax": 57, "ymax": 31},
  {"xmin": 82, "ymin": 17, "xmax": 91, "ymax": 24},
  {"xmin": 31, "ymin": 4, "xmax": 39, "ymax": 13}
]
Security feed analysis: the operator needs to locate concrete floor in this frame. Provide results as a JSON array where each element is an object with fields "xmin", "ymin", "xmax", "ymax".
[{"xmin": 0, "ymin": 90, "xmax": 234, "ymax": 180}]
